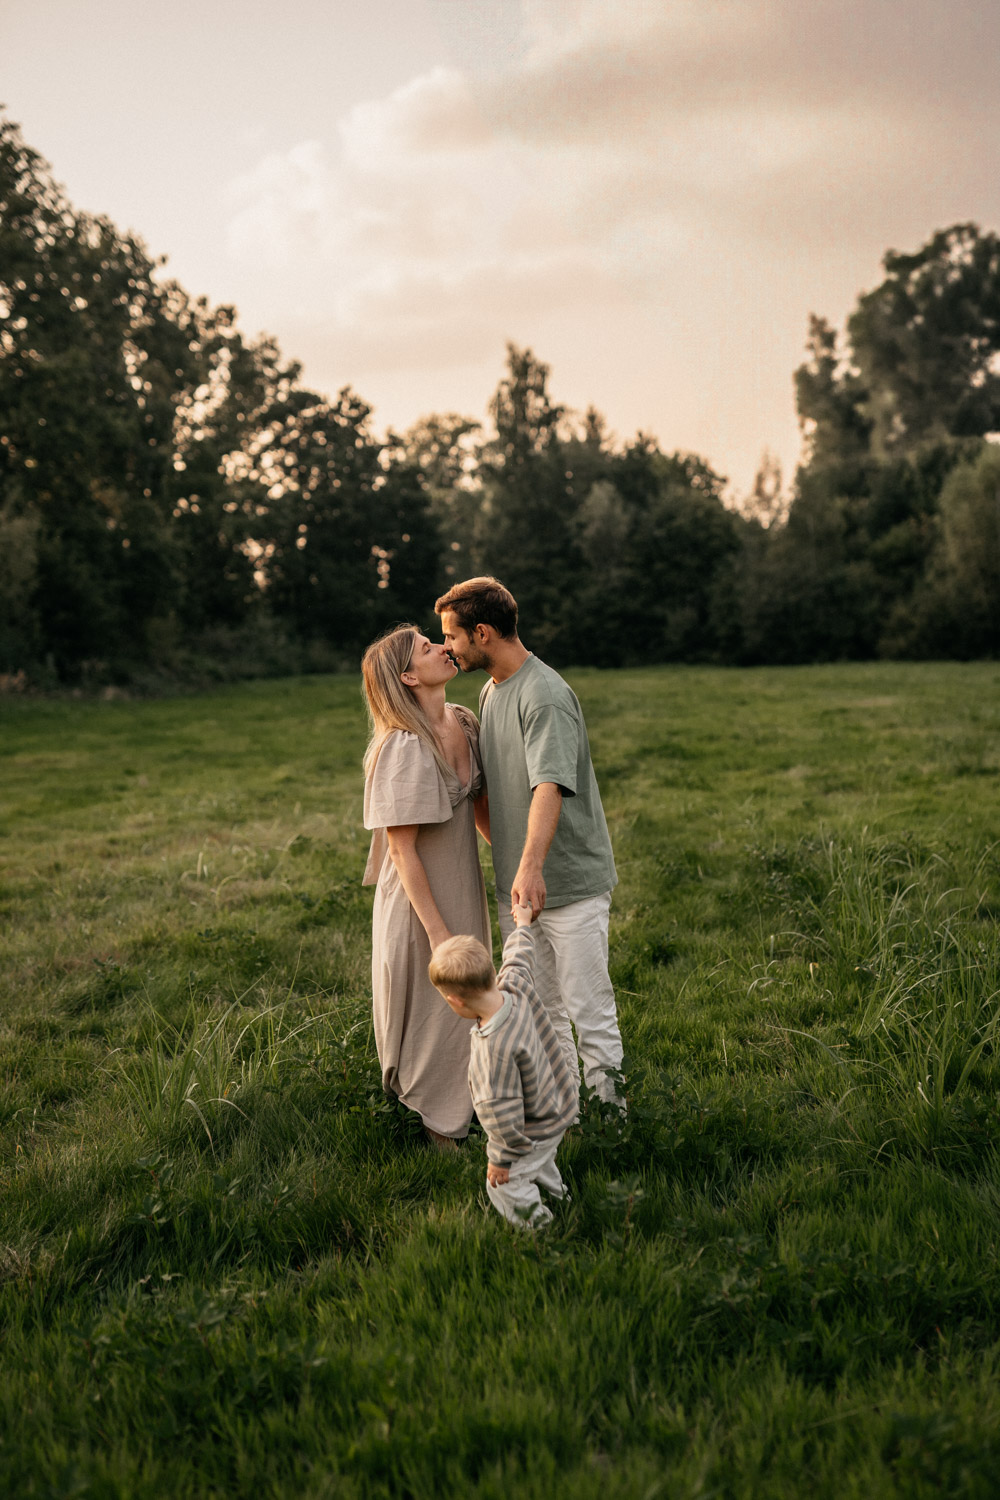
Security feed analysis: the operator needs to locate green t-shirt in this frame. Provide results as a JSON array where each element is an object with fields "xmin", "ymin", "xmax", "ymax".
[{"xmin": 479, "ymin": 654, "xmax": 617, "ymax": 909}]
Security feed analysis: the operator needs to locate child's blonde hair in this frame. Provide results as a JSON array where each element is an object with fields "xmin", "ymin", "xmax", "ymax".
[{"xmin": 429, "ymin": 934, "xmax": 495, "ymax": 996}]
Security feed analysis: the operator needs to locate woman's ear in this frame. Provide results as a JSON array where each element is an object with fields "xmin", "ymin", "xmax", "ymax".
[{"xmin": 400, "ymin": 671, "xmax": 417, "ymax": 688}]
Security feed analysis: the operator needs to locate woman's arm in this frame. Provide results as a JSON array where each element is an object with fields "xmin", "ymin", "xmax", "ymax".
[
  {"xmin": 385, "ymin": 824, "xmax": 451, "ymax": 949},
  {"xmin": 474, "ymin": 790, "xmax": 491, "ymax": 844}
]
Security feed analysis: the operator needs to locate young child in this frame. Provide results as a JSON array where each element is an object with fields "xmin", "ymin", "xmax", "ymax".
[{"xmin": 429, "ymin": 900, "xmax": 578, "ymax": 1228}]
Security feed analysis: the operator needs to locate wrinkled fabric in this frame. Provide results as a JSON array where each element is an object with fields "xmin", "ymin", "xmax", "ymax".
[
  {"xmin": 469, "ymin": 926, "xmax": 578, "ymax": 1166},
  {"xmin": 479, "ymin": 654, "xmax": 617, "ymax": 909},
  {"xmin": 485, "ymin": 1135, "xmax": 567, "ymax": 1229},
  {"xmin": 363, "ymin": 730, "xmax": 453, "ymax": 885},
  {"xmin": 362, "ymin": 706, "xmax": 490, "ymax": 1138}
]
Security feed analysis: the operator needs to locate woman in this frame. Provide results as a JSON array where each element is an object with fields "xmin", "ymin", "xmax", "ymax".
[{"xmin": 361, "ymin": 624, "xmax": 491, "ymax": 1146}]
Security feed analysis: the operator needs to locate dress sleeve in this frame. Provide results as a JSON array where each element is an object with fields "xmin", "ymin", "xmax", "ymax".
[
  {"xmin": 363, "ymin": 731, "xmax": 452, "ymax": 830},
  {"xmin": 451, "ymin": 704, "xmax": 485, "ymax": 795}
]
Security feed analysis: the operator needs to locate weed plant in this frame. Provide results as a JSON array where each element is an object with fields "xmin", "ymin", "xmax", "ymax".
[{"xmin": 1, "ymin": 661, "xmax": 1000, "ymax": 1497}]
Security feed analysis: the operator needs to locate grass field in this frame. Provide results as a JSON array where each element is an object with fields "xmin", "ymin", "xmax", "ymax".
[{"xmin": 2, "ymin": 660, "xmax": 1000, "ymax": 1499}]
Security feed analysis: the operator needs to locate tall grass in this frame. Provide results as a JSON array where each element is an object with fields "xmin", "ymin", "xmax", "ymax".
[
  {"xmin": 2, "ymin": 662, "xmax": 1000, "ymax": 1496},
  {"xmin": 744, "ymin": 835, "xmax": 1000, "ymax": 1161},
  {"xmin": 113, "ymin": 991, "xmax": 340, "ymax": 1153}
]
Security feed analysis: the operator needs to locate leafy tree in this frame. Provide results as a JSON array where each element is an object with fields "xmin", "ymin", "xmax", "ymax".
[
  {"xmin": 391, "ymin": 413, "xmax": 483, "ymax": 585},
  {"xmin": 931, "ymin": 444, "xmax": 1000, "ymax": 654},
  {"xmin": 795, "ymin": 226, "xmax": 1000, "ymax": 468},
  {"xmin": 567, "ymin": 437, "xmax": 737, "ymax": 667},
  {"xmin": 850, "ymin": 225, "xmax": 1000, "ymax": 454},
  {"xmin": 247, "ymin": 387, "xmax": 381, "ymax": 647},
  {"xmin": 478, "ymin": 344, "xmax": 584, "ymax": 657},
  {"xmin": 762, "ymin": 223, "xmax": 1000, "ymax": 665},
  {"xmin": 882, "ymin": 444, "xmax": 1000, "ymax": 658},
  {"xmin": 737, "ymin": 449, "xmax": 787, "ymax": 530},
  {"xmin": 369, "ymin": 457, "xmax": 445, "ymax": 637},
  {"xmin": 250, "ymin": 387, "xmax": 442, "ymax": 658},
  {"xmin": 0, "ymin": 491, "xmax": 40, "ymax": 670},
  {"xmin": 168, "ymin": 330, "xmax": 297, "ymax": 637},
  {"xmin": 0, "ymin": 116, "xmax": 235, "ymax": 675},
  {"xmin": 623, "ymin": 450, "xmax": 738, "ymax": 662}
]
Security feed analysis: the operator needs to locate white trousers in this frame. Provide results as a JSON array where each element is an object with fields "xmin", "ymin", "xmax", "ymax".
[
  {"xmin": 487, "ymin": 1135, "xmax": 567, "ymax": 1229},
  {"xmin": 498, "ymin": 889, "xmax": 624, "ymax": 1105}
]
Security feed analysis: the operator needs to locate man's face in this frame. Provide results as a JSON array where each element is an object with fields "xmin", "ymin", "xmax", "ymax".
[{"xmin": 439, "ymin": 610, "xmax": 491, "ymax": 673}]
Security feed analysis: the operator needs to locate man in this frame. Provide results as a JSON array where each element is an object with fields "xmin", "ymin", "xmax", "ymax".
[{"xmin": 435, "ymin": 575, "xmax": 624, "ymax": 1107}]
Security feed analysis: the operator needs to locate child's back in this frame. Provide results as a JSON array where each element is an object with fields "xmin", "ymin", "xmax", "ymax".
[
  {"xmin": 469, "ymin": 924, "xmax": 577, "ymax": 1164},
  {"xmin": 430, "ymin": 905, "xmax": 580, "ymax": 1227},
  {"xmin": 469, "ymin": 922, "xmax": 578, "ymax": 1226}
]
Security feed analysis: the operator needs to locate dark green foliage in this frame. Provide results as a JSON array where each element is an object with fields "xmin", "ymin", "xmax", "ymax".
[
  {"xmin": 764, "ymin": 224, "xmax": 1000, "ymax": 665},
  {"xmin": 885, "ymin": 444, "xmax": 1000, "ymax": 657},
  {"xmin": 850, "ymin": 225, "xmax": 1000, "ymax": 453},
  {"xmin": 476, "ymin": 345, "xmax": 584, "ymax": 660},
  {"xmin": 4, "ymin": 107, "xmax": 1000, "ymax": 686},
  {"xmin": 0, "ymin": 117, "xmax": 448, "ymax": 684}
]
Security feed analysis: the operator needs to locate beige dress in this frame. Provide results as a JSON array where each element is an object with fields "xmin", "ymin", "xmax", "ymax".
[{"xmin": 362, "ymin": 704, "xmax": 490, "ymax": 1139}]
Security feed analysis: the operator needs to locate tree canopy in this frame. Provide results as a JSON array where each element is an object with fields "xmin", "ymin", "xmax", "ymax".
[{"xmin": 1, "ymin": 113, "xmax": 998, "ymax": 685}]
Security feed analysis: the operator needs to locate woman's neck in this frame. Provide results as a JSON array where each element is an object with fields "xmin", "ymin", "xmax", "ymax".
[{"xmin": 412, "ymin": 682, "xmax": 448, "ymax": 733}]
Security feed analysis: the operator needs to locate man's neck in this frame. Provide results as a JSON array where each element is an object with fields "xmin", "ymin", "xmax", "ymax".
[{"xmin": 487, "ymin": 636, "xmax": 531, "ymax": 684}]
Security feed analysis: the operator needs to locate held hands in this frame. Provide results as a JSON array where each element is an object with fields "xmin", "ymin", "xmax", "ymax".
[
  {"xmin": 510, "ymin": 862, "xmax": 546, "ymax": 919},
  {"xmin": 486, "ymin": 1162, "xmax": 510, "ymax": 1187},
  {"xmin": 511, "ymin": 898, "xmax": 534, "ymax": 928}
]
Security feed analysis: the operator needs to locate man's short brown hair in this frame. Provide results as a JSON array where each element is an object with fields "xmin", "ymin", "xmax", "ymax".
[
  {"xmin": 434, "ymin": 576, "xmax": 518, "ymax": 639},
  {"xmin": 428, "ymin": 934, "xmax": 496, "ymax": 996}
]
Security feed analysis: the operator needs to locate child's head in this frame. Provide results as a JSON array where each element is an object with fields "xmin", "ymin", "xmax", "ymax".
[{"xmin": 429, "ymin": 935, "xmax": 497, "ymax": 1018}]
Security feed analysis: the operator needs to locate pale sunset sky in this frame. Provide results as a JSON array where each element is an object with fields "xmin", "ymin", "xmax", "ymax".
[{"xmin": 4, "ymin": 0, "xmax": 1000, "ymax": 495}]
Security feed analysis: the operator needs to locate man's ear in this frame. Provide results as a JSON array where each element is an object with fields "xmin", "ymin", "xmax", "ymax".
[{"xmin": 474, "ymin": 623, "xmax": 491, "ymax": 645}]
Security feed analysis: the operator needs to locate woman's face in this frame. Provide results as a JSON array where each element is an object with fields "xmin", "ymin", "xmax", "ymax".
[{"xmin": 401, "ymin": 632, "xmax": 458, "ymax": 690}]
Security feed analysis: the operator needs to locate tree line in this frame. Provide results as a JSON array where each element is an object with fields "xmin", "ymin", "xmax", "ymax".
[{"xmin": 1, "ymin": 116, "xmax": 998, "ymax": 687}]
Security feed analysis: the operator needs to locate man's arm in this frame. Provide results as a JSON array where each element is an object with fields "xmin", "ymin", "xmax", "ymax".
[{"xmin": 510, "ymin": 782, "xmax": 562, "ymax": 917}]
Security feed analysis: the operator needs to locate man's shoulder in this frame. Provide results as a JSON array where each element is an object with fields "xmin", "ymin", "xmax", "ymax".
[{"xmin": 507, "ymin": 657, "xmax": 578, "ymax": 714}]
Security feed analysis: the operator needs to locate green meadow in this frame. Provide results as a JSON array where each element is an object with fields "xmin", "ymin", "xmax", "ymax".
[{"xmin": 2, "ymin": 660, "xmax": 1000, "ymax": 1499}]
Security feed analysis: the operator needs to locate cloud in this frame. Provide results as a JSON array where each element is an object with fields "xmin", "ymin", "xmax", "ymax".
[
  {"xmin": 226, "ymin": 140, "xmax": 340, "ymax": 262},
  {"xmin": 340, "ymin": 65, "xmax": 491, "ymax": 163},
  {"xmin": 505, "ymin": 0, "xmax": 1000, "ymax": 131},
  {"xmin": 221, "ymin": 0, "xmax": 1000, "ymax": 389}
]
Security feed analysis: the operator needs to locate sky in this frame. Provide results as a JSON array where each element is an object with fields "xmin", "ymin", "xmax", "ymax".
[{"xmin": 4, "ymin": 0, "xmax": 1000, "ymax": 496}]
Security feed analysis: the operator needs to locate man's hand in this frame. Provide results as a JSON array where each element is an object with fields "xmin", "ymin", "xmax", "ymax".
[
  {"xmin": 511, "ymin": 898, "xmax": 534, "ymax": 928},
  {"xmin": 487, "ymin": 1162, "xmax": 510, "ymax": 1187},
  {"xmin": 511, "ymin": 861, "xmax": 546, "ymax": 918}
]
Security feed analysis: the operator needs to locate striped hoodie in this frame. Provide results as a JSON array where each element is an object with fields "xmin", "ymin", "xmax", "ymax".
[{"xmin": 468, "ymin": 926, "xmax": 579, "ymax": 1167}]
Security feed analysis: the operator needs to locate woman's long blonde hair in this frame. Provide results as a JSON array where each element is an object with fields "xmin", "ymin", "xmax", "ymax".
[{"xmin": 361, "ymin": 624, "xmax": 453, "ymax": 780}]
